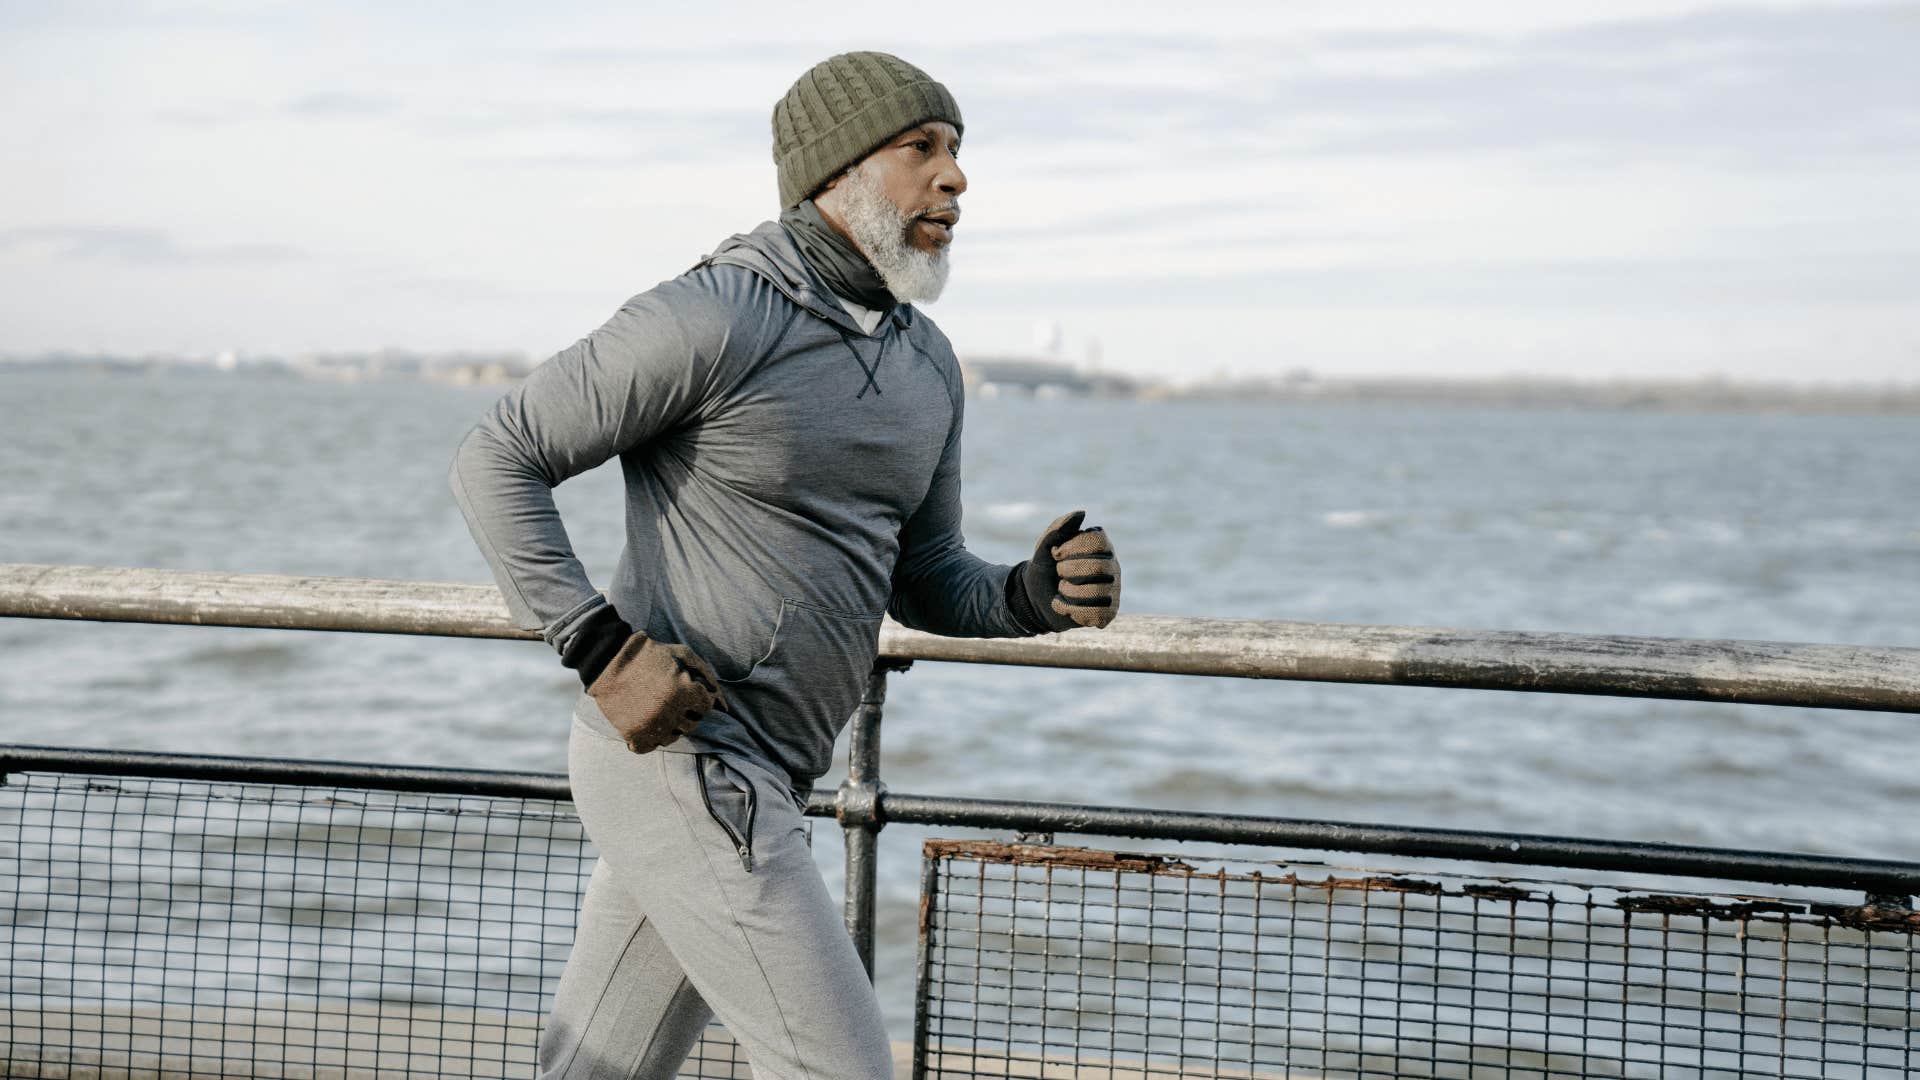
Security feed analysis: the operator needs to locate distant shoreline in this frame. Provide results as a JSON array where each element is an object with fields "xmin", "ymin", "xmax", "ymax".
[
  {"xmin": 1144, "ymin": 376, "xmax": 1920, "ymax": 415},
  {"xmin": 7, "ymin": 354, "xmax": 1920, "ymax": 415}
]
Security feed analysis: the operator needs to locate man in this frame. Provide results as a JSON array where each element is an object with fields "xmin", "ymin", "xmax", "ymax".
[{"xmin": 449, "ymin": 51, "xmax": 1121, "ymax": 1080}]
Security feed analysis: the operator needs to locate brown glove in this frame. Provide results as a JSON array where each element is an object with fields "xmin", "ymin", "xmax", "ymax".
[
  {"xmin": 586, "ymin": 633, "xmax": 727, "ymax": 755},
  {"xmin": 1009, "ymin": 509, "xmax": 1122, "ymax": 632}
]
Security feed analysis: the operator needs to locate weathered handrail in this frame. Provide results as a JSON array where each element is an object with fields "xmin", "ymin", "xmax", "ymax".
[{"xmin": 4, "ymin": 562, "xmax": 1919, "ymax": 712}]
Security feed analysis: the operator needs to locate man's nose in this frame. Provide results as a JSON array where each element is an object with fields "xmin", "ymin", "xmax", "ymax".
[{"xmin": 937, "ymin": 156, "xmax": 967, "ymax": 198}]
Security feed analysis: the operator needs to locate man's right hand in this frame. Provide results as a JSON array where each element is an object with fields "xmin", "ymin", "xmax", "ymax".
[{"xmin": 586, "ymin": 633, "xmax": 727, "ymax": 754}]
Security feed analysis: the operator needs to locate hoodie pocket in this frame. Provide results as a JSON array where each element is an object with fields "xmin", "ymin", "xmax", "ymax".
[
  {"xmin": 695, "ymin": 753, "xmax": 758, "ymax": 873},
  {"xmin": 719, "ymin": 597, "xmax": 883, "ymax": 752}
]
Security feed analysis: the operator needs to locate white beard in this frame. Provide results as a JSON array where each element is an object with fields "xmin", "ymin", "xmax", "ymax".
[{"xmin": 837, "ymin": 161, "xmax": 952, "ymax": 304}]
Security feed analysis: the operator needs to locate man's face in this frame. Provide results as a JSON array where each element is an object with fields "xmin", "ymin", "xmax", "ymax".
[
  {"xmin": 820, "ymin": 121, "xmax": 965, "ymax": 253},
  {"xmin": 815, "ymin": 120, "xmax": 965, "ymax": 304}
]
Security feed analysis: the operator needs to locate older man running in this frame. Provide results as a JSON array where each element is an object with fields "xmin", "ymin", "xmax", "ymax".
[{"xmin": 449, "ymin": 50, "xmax": 1122, "ymax": 1080}]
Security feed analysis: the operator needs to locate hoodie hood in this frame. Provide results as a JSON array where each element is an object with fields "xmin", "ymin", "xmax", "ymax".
[{"xmin": 694, "ymin": 220, "xmax": 915, "ymax": 337}]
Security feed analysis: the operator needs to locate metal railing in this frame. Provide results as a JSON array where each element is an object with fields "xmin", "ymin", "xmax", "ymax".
[
  {"xmin": 4, "ymin": 563, "xmax": 1919, "ymax": 1078},
  {"xmin": 0, "ymin": 756, "xmax": 589, "ymax": 1078},
  {"xmin": 8, "ymin": 563, "xmax": 1920, "ymax": 712},
  {"xmin": 914, "ymin": 840, "xmax": 1920, "ymax": 1078}
]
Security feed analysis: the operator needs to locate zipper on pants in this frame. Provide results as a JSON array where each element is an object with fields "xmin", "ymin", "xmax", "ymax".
[{"xmin": 695, "ymin": 753, "xmax": 757, "ymax": 873}]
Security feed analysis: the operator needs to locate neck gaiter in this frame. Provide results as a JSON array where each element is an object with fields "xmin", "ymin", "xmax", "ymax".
[{"xmin": 778, "ymin": 198, "xmax": 897, "ymax": 312}]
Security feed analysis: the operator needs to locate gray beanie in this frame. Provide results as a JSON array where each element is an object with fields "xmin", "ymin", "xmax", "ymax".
[{"xmin": 771, "ymin": 51, "xmax": 963, "ymax": 210}]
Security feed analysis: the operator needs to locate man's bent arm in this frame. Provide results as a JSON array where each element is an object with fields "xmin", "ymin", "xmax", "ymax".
[
  {"xmin": 448, "ymin": 281, "xmax": 722, "ymax": 663},
  {"xmin": 887, "ymin": 385, "xmax": 1033, "ymax": 639}
]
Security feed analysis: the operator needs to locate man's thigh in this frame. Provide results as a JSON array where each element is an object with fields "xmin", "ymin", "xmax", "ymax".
[{"xmin": 568, "ymin": 721, "xmax": 892, "ymax": 1080}]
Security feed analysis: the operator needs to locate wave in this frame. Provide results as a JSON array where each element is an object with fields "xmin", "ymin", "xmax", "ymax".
[
  {"xmin": 1322, "ymin": 510, "xmax": 1389, "ymax": 529},
  {"xmin": 983, "ymin": 501, "xmax": 1041, "ymax": 523},
  {"xmin": 1640, "ymin": 581, "xmax": 1726, "ymax": 608}
]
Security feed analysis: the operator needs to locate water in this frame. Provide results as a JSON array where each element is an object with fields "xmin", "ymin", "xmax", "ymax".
[{"xmin": 3, "ymin": 368, "xmax": 1918, "ymax": 1035}]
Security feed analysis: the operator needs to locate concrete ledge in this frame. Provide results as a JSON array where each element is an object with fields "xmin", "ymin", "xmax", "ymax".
[
  {"xmin": 4, "ymin": 1002, "xmax": 541, "ymax": 1079},
  {"xmin": 0, "ymin": 1007, "xmax": 1272, "ymax": 1080},
  {"xmin": 3, "ymin": 1006, "xmax": 944, "ymax": 1079}
]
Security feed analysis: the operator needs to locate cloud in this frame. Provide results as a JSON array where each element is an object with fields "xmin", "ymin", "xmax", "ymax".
[
  {"xmin": 399, "ymin": 7, "xmax": 1919, "ymax": 173},
  {"xmin": 557, "ymin": 105, "xmax": 762, "ymax": 146},
  {"xmin": 951, "ymin": 6, "xmax": 1920, "ymax": 165},
  {"xmin": 540, "ymin": 42, "xmax": 807, "ymax": 68},
  {"xmin": 3, "ymin": 2, "xmax": 1914, "ymax": 378},
  {"xmin": 961, "ymin": 198, "xmax": 1380, "ymax": 251},
  {"xmin": 152, "ymin": 107, "xmax": 245, "ymax": 127},
  {"xmin": 953, "ymin": 248, "xmax": 1920, "ymax": 310},
  {"xmin": 284, "ymin": 92, "xmax": 399, "ymax": 118},
  {"xmin": 0, "ymin": 226, "xmax": 303, "ymax": 265},
  {"xmin": 440, "ymin": 104, "xmax": 766, "ymax": 167}
]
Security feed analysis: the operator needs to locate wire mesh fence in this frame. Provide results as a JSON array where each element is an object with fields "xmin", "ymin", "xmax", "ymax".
[
  {"xmin": 915, "ymin": 839, "xmax": 1920, "ymax": 1080},
  {"xmin": 7, "ymin": 758, "xmax": 1919, "ymax": 1080},
  {"xmin": 0, "ymin": 769, "xmax": 753, "ymax": 1079}
]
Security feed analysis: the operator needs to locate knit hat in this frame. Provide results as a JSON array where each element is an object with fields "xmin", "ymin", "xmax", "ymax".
[{"xmin": 772, "ymin": 51, "xmax": 963, "ymax": 210}]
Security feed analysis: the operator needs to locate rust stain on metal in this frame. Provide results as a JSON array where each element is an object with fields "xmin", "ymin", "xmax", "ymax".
[
  {"xmin": 1283, "ymin": 873, "xmax": 1446, "ymax": 896},
  {"xmin": 1463, "ymin": 883, "xmax": 1546, "ymax": 904},
  {"xmin": 1611, "ymin": 892, "xmax": 1920, "ymax": 933},
  {"xmin": 1618, "ymin": 894, "xmax": 1804, "ymax": 920},
  {"xmin": 921, "ymin": 841, "xmax": 1920, "ymax": 937},
  {"xmin": 1809, "ymin": 901, "xmax": 1920, "ymax": 932},
  {"xmin": 925, "ymin": 842, "xmax": 1466, "ymax": 897},
  {"xmin": 923, "ymin": 839, "xmax": 1195, "ymax": 875},
  {"xmin": 918, "ymin": 874, "xmax": 934, "ymax": 937}
]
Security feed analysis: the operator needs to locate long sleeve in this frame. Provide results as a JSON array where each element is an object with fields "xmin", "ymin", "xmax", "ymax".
[
  {"xmin": 886, "ymin": 369, "xmax": 1032, "ymax": 639},
  {"xmin": 447, "ymin": 281, "xmax": 722, "ymax": 655}
]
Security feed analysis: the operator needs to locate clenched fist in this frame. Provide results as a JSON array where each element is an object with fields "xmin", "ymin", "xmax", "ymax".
[
  {"xmin": 586, "ymin": 633, "xmax": 727, "ymax": 755},
  {"xmin": 1009, "ymin": 509, "xmax": 1122, "ymax": 633}
]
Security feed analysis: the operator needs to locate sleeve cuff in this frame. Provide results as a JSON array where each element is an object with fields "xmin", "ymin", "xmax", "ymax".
[
  {"xmin": 1002, "ymin": 561, "xmax": 1051, "ymax": 636},
  {"xmin": 560, "ymin": 605, "xmax": 634, "ymax": 688}
]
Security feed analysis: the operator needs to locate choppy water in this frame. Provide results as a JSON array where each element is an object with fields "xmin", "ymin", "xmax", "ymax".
[{"xmin": 3, "ymin": 368, "xmax": 1917, "ymax": 1034}]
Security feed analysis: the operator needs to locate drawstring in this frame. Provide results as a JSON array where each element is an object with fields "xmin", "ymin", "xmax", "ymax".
[{"xmin": 835, "ymin": 322, "xmax": 895, "ymax": 400}]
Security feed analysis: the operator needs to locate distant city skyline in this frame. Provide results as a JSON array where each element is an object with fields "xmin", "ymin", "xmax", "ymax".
[
  {"xmin": 19, "ymin": 346, "xmax": 1920, "ymax": 416},
  {"xmin": 2, "ymin": 1, "xmax": 1915, "ymax": 382}
]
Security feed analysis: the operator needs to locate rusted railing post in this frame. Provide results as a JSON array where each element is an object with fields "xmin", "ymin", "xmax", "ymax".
[{"xmin": 835, "ymin": 658, "xmax": 909, "ymax": 980}]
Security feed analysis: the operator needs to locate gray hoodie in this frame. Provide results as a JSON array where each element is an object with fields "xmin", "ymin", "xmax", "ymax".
[{"xmin": 448, "ymin": 219, "xmax": 1028, "ymax": 803}]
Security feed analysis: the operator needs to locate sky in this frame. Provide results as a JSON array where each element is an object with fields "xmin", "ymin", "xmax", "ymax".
[{"xmin": 1, "ymin": 0, "xmax": 1916, "ymax": 382}]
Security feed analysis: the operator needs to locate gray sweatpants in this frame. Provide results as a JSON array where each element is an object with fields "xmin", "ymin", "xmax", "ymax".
[{"xmin": 540, "ymin": 713, "xmax": 892, "ymax": 1080}]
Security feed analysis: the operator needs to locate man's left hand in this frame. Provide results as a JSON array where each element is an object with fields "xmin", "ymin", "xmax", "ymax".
[{"xmin": 1013, "ymin": 509, "xmax": 1122, "ymax": 632}]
